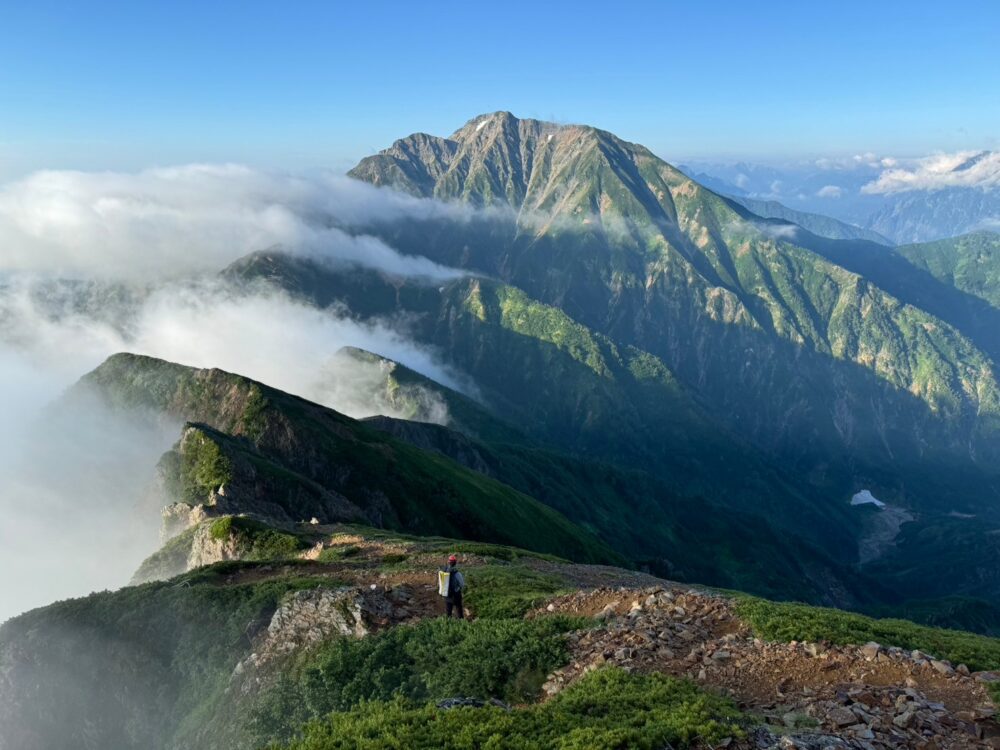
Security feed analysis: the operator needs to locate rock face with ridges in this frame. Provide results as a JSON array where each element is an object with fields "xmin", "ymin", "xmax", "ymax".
[{"xmin": 350, "ymin": 113, "xmax": 1000, "ymax": 476}]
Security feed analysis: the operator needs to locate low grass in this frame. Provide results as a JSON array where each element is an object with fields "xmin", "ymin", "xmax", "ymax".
[
  {"xmin": 271, "ymin": 668, "xmax": 744, "ymax": 750},
  {"xmin": 736, "ymin": 597, "xmax": 1000, "ymax": 672},
  {"xmin": 464, "ymin": 565, "xmax": 570, "ymax": 620}
]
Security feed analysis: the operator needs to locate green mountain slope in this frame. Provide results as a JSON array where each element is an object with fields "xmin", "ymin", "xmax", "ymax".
[
  {"xmin": 75, "ymin": 353, "xmax": 617, "ymax": 564},
  {"xmin": 331, "ymin": 346, "xmax": 528, "ymax": 444},
  {"xmin": 227, "ymin": 252, "xmax": 1000, "ymax": 608},
  {"xmin": 225, "ymin": 253, "xmax": 867, "ymax": 560},
  {"xmin": 349, "ymin": 112, "xmax": 1000, "ymax": 496},
  {"xmin": 367, "ymin": 413, "xmax": 874, "ymax": 605},
  {"xmin": 343, "ymin": 344, "xmax": 873, "ymax": 604},
  {"xmin": 896, "ymin": 231, "xmax": 1000, "ymax": 309}
]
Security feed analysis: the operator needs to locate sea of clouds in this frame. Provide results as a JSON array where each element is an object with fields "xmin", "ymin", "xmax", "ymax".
[{"xmin": 0, "ymin": 164, "xmax": 473, "ymax": 623}]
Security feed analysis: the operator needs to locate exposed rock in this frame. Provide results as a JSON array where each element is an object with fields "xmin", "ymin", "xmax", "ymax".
[
  {"xmin": 186, "ymin": 521, "xmax": 242, "ymax": 569},
  {"xmin": 231, "ymin": 585, "xmax": 404, "ymax": 692},
  {"xmin": 860, "ymin": 642, "xmax": 882, "ymax": 660},
  {"xmin": 161, "ymin": 501, "xmax": 210, "ymax": 540},
  {"xmin": 436, "ymin": 697, "xmax": 511, "ymax": 711},
  {"xmin": 535, "ymin": 585, "xmax": 1000, "ymax": 750},
  {"xmin": 828, "ymin": 706, "xmax": 858, "ymax": 727},
  {"xmin": 932, "ymin": 660, "xmax": 957, "ymax": 676}
]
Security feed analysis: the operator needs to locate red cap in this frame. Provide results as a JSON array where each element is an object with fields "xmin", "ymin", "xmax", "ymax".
[{"xmin": 448, "ymin": 554, "xmax": 457, "ymax": 562}]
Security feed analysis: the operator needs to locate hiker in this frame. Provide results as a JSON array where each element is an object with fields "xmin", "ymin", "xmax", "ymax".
[{"xmin": 438, "ymin": 554, "xmax": 465, "ymax": 619}]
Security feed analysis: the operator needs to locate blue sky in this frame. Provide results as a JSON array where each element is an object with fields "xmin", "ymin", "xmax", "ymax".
[{"xmin": 1, "ymin": 0, "xmax": 998, "ymax": 179}]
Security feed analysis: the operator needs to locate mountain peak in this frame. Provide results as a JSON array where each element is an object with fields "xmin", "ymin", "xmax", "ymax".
[{"xmin": 349, "ymin": 110, "xmax": 689, "ymax": 227}]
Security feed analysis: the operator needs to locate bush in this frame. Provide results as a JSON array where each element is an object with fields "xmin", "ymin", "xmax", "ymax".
[
  {"xmin": 249, "ymin": 616, "xmax": 585, "ymax": 744},
  {"xmin": 272, "ymin": 668, "xmax": 744, "ymax": 750},
  {"xmin": 209, "ymin": 516, "xmax": 306, "ymax": 561},
  {"xmin": 464, "ymin": 565, "xmax": 568, "ymax": 620},
  {"xmin": 316, "ymin": 545, "xmax": 362, "ymax": 563},
  {"xmin": 737, "ymin": 597, "xmax": 1000, "ymax": 672}
]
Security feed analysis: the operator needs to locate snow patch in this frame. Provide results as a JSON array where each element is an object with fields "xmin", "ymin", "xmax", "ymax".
[
  {"xmin": 475, "ymin": 119, "xmax": 489, "ymax": 132},
  {"xmin": 851, "ymin": 490, "xmax": 886, "ymax": 508},
  {"xmin": 547, "ymin": 134, "xmax": 554, "ymax": 142}
]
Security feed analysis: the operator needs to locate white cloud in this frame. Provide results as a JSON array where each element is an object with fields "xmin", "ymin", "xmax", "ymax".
[
  {"xmin": 817, "ymin": 185, "xmax": 843, "ymax": 199},
  {"xmin": 761, "ymin": 223, "xmax": 798, "ymax": 240},
  {"xmin": 0, "ymin": 162, "xmax": 487, "ymax": 624},
  {"xmin": 862, "ymin": 150, "xmax": 1000, "ymax": 194},
  {"xmin": 0, "ymin": 164, "xmax": 469, "ymax": 280},
  {"xmin": 814, "ymin": 153, "xmax": 890, "ymax": 171},
  {"xmin": 0, "ymin": 274, "xmax": 474, "ymax": 623}
]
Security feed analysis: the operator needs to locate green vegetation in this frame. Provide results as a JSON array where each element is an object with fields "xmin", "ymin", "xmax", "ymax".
[
  {"xmin": 337, "ymin": 346, "xmax": 527, "ymax": 444},
  {"xmin": 250, "ymin": 616, "xmax": 583, "ymax": 744},
  {"xmin": 240, "ymin": 384, "xmax": 271, "ymax": 440},
  {"xmin": 341, "ymin": 115, "xmax": 1000, "ymax": 613},
  {"xmin": 897, "ymin": 231, "xmax": 1000, "ymax": 308},
  {"xmin": 272, "ymin": 668, "xmax": 744, "ymax": 750},
  {"xmin": 737, "ymin": 597, "xmax": 1000, "ymax": 671},
  {"xmin": 0, "ymin": 564, "xmax": 332, "ymax": 749},
  {"xmin": 179, "ymin": 428, "xmax": 232, "ymax": 502},
  {"xmin": 80, "ymin": 353, "xmax": 618, "ymax": 566},
  {"xmin": 209, "ymin": 516, "xmax": 307, "ymax": 560},
  {"xmin": 131, "ymin": 525, "xmax": 198, "ymax": 582},
  {"xmin": 426, "ymin": 539, "xmax": 563, "ymax": 563},
  {"xmin": 463, "ymin": 565, "xmax": 569, "ymax": 620},
  {"xmin": 315, "ymin": 544, "xmax": 362, "ymax": 563}
]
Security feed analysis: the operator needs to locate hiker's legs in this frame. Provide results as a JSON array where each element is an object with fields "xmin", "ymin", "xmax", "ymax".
[
  {"xmin": 453, "ymin": 593, "xmax": 464, "ymax": 619},
  {"xmin": 446, "ymin": 598, "xmax": 455, "ymax": 618}
]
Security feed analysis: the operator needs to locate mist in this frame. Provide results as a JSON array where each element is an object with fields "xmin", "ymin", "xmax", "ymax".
[
  {"xmin": 0, "ymin": 164, "xmax": 471, "ymax": 280},
  {"xmin": 0, "ymin": 163, "xmax": 476, "ymax": 624}
]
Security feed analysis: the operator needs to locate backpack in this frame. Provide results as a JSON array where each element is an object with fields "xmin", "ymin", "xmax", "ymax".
[
  {"xmin": 437, "ymin": 568, "xmax": 451, "ymax": 597},
  {"xmin": 438, "ymin": 567, "xmax": 459, "ymax": 597}
]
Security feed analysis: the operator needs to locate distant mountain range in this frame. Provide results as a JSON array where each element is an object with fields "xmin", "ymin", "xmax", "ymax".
[{"xmin": 679, "ymin": 152, "xmax": 1000, "ymax": 245}]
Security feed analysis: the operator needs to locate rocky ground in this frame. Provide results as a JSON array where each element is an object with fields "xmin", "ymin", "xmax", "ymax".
[
  {"xmin": 203, "ymin": 532, "xmax": 1000, "ymax": 749},
  {"xmin": 538, "ymin": 587, "xmax": 1000, "ymax": 749}
]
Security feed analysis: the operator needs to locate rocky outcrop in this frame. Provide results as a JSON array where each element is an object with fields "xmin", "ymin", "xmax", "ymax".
[
  {"xmin": 161, "ymin": 501, "xmax": 211, "ymax": 540},
  {"xmin": 231, "ymin": 584, "xmax": 416, "ymax": 693},
  {"xmin": 541, "ymin": 587, "xmax": 1000, "ymax": 750},
  {"xmin": 186, "ymin": 522, "xmax": 243, "ymax": 569}
]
